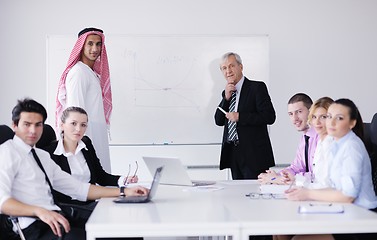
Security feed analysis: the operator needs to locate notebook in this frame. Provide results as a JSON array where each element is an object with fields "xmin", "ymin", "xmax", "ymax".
[
  {"xmin": 143, "ymin": 156, "xmax": 216, "ymax": 187},
  {"xmin": 113, "ymin": 166, "xmax": 163, "ymax": 203}
]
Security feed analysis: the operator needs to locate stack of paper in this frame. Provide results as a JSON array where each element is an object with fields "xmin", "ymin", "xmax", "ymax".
[{"xmin": 260, "ymin": 184, "xmax": 290, "ymax": 194}]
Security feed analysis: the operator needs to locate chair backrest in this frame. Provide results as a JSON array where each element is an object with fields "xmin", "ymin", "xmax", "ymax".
[
  {"xmin": 370, "ymin": 113, "xmax": 377, "ymax": 146},
  {"xmin": 364, "ymin": 122, "xmax": 372, "ymax": 154},
  {"xmin": 0, "ymin": 125, "xmax": 21, "ymax": 239},
  {"xmin": 0, "ymin": 125, "xmax": 14, "ymax": 145},
  {"xmin": 36, "ymin": 124, "xmax": 57, "ymax": 149},
  {"xmin": 368, "ymin": 113, "xmax": 377, "ymax": 195}
]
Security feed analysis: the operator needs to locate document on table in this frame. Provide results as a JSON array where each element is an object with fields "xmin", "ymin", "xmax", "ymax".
[
  {"xmin": 183, "ymin": 186, "xmax": 224, "ymax": 192},
  {"xmin": 260, "ymin": 184, "xmax": 290, "ymax": 194},
  {"xmin": 298, "ymin": 203, "xmax": 344, "ymax": 214},
  {"xmin": 219, "ymin": 180, "xmax": 256, "ymax": 185}
]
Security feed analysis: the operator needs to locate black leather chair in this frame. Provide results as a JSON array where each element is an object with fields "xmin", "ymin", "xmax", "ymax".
[
  {"xmin": 364, "ymin": 113, "xmax": 377, "ymax": 196},
  {"xmin": 0, "ymin": 125, "xmax": 14, "ymax": 144},
  {"xmin": 36, "ymin": 123, "xmax": 57, "ymax": 149},
  {"xmin": 369, "ymin": 113, "xmax": 377, "ymax": 195},
  {"xmin": 0, "ymin": 123, "xmax": 56, "ymax": 149},
  {"xmin": 0, "ymin": 125, "xmax": 24, "ymax": 240},
  {"xmin": 0, "ymin": 123, "xmax": 57, "ymax": 148}
]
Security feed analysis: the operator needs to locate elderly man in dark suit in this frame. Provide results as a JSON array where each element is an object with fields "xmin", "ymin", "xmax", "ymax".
[{"xmin": 215, "ymin": 52, "xmax": 276, "ymax": 179}]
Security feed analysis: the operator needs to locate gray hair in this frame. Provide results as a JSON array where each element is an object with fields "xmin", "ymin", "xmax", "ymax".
[{"xmin": 221, "ymin": 52, "xmax": 243, "ymax": 65}]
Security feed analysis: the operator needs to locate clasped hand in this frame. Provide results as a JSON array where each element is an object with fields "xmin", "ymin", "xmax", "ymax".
[{"xmin": 257, "ymin": 169, "xmax": 295, "ymax": 185}]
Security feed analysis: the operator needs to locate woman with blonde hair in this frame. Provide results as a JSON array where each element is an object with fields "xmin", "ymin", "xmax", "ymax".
[
  {"xmin": 305, "ymin": 96, "xmax": 334, "ymax": 188},
  {"xmin": 284, "ymin": 98, "xmax": 377, "ymax": 240}
]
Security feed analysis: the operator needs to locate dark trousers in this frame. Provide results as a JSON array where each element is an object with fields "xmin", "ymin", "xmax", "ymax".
[
  {"xmin": 98, "ymin": 238, "xmax": 143, "ymax": 240},
  {"xmin": 23, "ymin": 220, "xmax": 86, "ymax": 240},
  {"xmin": 249, "ymin": 236, "xmax": 272, "ymax": 240},
  {"xmin": 22, "ymin": 220, "xmax": 144, "ymax": 240},
  {"xmin": 229, "ymin": 144, "xmax": 266, "ymax": 180}
]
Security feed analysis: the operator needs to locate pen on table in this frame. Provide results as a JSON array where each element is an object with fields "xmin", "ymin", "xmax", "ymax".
[
  {"xmin": 217, "ymin": 107, "xmax": 227, "ymax": 115},
  {"xmin": 268, "ymin": 177, "xmax": 276, "ymax": 184},
  {"xmin": 287, "ymin": 179, "xmax": 295, "ymax": 190}
]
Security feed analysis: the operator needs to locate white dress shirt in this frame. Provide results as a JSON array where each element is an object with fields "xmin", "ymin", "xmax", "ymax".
[
  {"xmin": 328, "ymin": 131, "xmax": 377, "ymax": 209},
  {"xmin": 54, "ymin": 139, "xmax": 91, "ymax": 184},
  {"xmin": 234, "ymin": 76, "xmax": 244, "ymax": 112},
  {"xmin": 0, "ymin": 135, "xmax": 90, "ymax": 229},
  {"xmin": 309, "ymin": 135, "xmax": 334, "ymax": 189}
]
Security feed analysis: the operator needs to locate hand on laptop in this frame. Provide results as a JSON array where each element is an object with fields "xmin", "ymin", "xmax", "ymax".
[{"xmin": 126, "ymin": 186, "xmax": 149, "ymax": 196}]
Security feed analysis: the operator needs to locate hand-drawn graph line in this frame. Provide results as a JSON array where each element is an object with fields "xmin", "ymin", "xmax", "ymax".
[{"xmin": 124, "ymin": 50, "xmax": 204, "ymax": 111}]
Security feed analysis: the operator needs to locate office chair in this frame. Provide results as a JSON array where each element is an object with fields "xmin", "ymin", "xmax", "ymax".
[
  {"xmin": 0, "ymin": 124, "xmax": 14, "ymax": 144},
  {"xmin": 0, "ymin": 123, "xmax": 57, "ymax": 148},
  {"xmin": 36, "ymin": 123, "xmax": 57, "ymax": 149},
  {"xmin": 369, "ymin": 113, "xmax": 377, "ymax": 195},
  {"xmin": 0, "ymin": 125, "xmax": 25, "ymax": 240}
]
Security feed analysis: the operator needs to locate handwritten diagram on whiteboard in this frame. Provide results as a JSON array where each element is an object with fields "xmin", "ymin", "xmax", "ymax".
[{"xmin": 47, "ymin": 35, "xmax": 269, "ymax": 145}]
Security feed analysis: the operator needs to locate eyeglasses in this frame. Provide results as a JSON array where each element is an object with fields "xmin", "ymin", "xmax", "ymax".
[
  {"xmin": 123, "ymin": 161, "xmax": 138, "ymax": 186},
  {"xmin": 246, "ymin": 192, "xmax": 286, "ymax": 199}
]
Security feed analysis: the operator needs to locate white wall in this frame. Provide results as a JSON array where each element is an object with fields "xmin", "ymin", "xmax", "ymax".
[{"xmin": 1, "ymin": 0, "xmax": 377, "ymax": 170}]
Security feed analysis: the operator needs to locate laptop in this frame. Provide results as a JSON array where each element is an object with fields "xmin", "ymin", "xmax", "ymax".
[
  {"xmin": 113, "ymin": 166, "xmax": 163, "ymax": 203},
  {"xmin": 143, "ymin": 156, "xmax": 216, "ymax": 187}
]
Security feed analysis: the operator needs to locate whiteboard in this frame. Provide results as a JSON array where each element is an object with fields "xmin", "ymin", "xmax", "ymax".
[{"xmin": 46, "ymin": 35, "xmax": 269, "ymax": 145}]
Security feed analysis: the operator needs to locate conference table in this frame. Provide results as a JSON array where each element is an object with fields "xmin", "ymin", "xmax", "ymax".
[{"xmin": 86, "ymin": 180, "xmax": 377, "ymax": 240}]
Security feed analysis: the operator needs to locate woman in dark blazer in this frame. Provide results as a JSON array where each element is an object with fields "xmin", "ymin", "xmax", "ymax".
[
  {"xmin": 44, "ymin": 106, "xmax": 138, "ymax": 206},
  {"xmin": 44, "ymin": 106, "xmax": 142, "ymax": 239}
]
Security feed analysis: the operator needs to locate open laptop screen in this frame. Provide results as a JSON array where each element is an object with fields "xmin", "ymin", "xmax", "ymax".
[{"xmin": 143, "ymin": 156, "xmax": 215, "ymax": 186}]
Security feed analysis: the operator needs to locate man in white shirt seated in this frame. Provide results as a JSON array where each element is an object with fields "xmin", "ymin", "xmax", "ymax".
[{"xmin": 0, "ymin": 98, "xmax": 148, "ymax": 240}]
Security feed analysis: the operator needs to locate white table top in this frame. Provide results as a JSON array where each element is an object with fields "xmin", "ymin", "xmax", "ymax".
[{"xmin": 86, "ymin": 180, "xmax": 377, "ymax": 240}]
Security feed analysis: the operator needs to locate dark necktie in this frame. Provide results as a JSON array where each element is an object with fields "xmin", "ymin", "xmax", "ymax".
[
  {"xmin": 31, "ymin": 148, "xmax": 55, "ymax": 200},
  {"xmin": 304, "ymin": 135, "xmax": 310, "ymax": 172},
  {"xmin": 227, "ymin": 91, "xmax": 238, "ymax": 142},
  {"xmin": 31, "ymin": 149, "xmax": 65, "ymax": 239}
]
